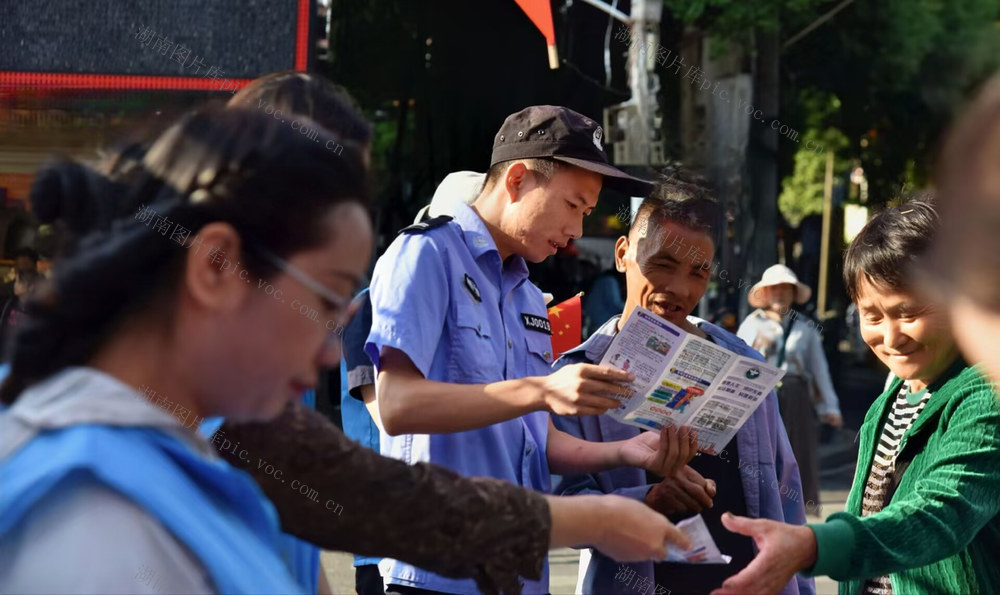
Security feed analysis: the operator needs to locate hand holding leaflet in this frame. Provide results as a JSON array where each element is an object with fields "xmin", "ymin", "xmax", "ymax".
[
  {"xmin": 618, "ymin": 424, "xmax": 698, "ymax": 478},
  {"xmin": 664, "ymin": 514, "xmax": 732, "ymax": 564},
  {"xmin": 600, "ymin": 306, "xmax": 785, "ymax": 455}
]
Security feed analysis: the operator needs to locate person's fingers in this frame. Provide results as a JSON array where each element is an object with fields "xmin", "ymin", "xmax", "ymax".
[
  {"xmin": 682, "ymin": 426, "xmax": 698, "ymax": 463},
  {"xmin": 681, "ymin": 478, "xmax": 714, "ymax": 509},
  {"xmin": 575, "ymin": 391, "xmax": 622, "ymax": 411},
  {"xmin": 717, "ymin": 553, "xmax": 776, "ymax": 594},
  {"xmin": 656, "ymin": 425, "xmax": 674, "ymax": 476},
  {"xmin": 670, "ymin": 485, "xmax": 704, "ymax": 512},
  {"xmin": 705, "ymin": 479, "xmax": 717, "ymax": 499},
  {"xmin": 661, "ymin": 520, "xmax": 692, "ymax": 551},
  {"xmin": 583, "ymin": 379, "xmax": 635, "ymax": 399},
  {"xmin": 720, "ymin": 512, "xmax": 761, "ymax": 539},
  {"xmin": 679, "ymin": 464, "xmax": 705, "ymax": 483},
  {"xmin": 670, "ymin": 427, "xmax": 694, "ymax": 475},
  {"xmin": 671, "ymin": 434, "xmax": 686, "ymax": 477},
  {"xmin": 653, "ymin": 545, "xmax": 669, "ymax": 561},
  {"xmin": 581, "ymin": 364, "xmax": 635, "ymax": 382}
]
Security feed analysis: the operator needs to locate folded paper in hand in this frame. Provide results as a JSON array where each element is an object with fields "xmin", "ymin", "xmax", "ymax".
[{"xmin": 664, "ymin": 514, "xmax": 732, "ymax": 564}]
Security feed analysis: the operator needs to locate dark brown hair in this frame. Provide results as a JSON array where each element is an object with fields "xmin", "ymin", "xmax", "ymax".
[{"xmin": 1, "ymin": 108, "xmax": 368, "ymax": 404}]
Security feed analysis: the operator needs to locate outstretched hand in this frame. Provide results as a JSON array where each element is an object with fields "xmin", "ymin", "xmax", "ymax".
[
  {"xmin": 620, "ymin": 425, "xmax": 698, "ymax": 478},
  {"xmin": 592, "ymin": 495, "xmax": 693, "ymax": 561},
  {"xmin": 710, "ymin": 513, "xmax": 818, "ymax": 595}
]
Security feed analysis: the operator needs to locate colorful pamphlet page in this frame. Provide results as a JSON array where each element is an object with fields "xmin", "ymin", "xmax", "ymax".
[{"xmin": 600, "ymin": 306, "xmax": 785, "ymax": 455}]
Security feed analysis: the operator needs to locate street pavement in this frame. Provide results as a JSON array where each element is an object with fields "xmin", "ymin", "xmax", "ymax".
[{"xmin": 320, "ymin": 489, "xmax": 849, "ymax": 594}]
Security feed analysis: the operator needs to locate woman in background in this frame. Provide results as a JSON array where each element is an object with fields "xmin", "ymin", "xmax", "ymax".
[{"xmin": 737, "ymin": 264, "xmax": 842, "ymax": 509}]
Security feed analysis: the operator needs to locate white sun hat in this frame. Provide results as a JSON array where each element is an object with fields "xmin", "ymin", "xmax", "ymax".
[
  {"xmin": 748, "ymin": 264, "xmax": 812, "ymax": 308},
  {"xmin": 413, "ymin": 171, "xmax": 486, "ymax": 224}
]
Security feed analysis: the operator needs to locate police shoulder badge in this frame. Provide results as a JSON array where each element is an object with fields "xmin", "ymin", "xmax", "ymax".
[
  {"xmin": 399, "ymin": 215, "xmax": 453, "ymax": 235},
  {"xmin": 463, "ymin": 273, "xmax": 482, "ymax": 303}
]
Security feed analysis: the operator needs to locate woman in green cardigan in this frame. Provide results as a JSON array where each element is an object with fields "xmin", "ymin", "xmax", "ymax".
[{"xmin": 710, "ymin": 200, "xmax": 1000, "ymax": 595}]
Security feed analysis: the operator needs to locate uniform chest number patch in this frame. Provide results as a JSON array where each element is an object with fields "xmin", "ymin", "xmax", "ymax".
[{"xmin": 521, "ymin": 313, "xmax": 552, "ymax": 335}]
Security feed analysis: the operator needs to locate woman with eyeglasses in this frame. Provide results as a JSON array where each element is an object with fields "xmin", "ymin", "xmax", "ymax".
[{"xmin": 0, "ymin": 106, "xmax": 691, "ymax": 594}]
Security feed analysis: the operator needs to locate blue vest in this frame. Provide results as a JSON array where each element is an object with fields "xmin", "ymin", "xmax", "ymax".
[
  {"xmin": 0, "ymin": 424, "xmax": 303, "ymax": 594},
  {"xmin": 199, "ymin": 396, "xmax": 321, "ymax": 594}
]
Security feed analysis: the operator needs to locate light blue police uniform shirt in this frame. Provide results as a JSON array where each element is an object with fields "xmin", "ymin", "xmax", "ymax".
[{"xmin": 365, "ymin": 202, "xmax": 554, "ymax": 594}]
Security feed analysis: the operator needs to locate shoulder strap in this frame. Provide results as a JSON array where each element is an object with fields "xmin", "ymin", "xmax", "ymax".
[
  {"xmin": 398, "ymin": 215, "xmax": 453, "ymax": 235},
  {"xmin": 776, "ymin": 315, "xmax": 795, "ymax": 368}
]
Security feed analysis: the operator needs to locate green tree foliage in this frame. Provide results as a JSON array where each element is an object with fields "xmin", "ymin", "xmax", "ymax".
[
  {"xmin": 784, "ymin": 0, "xmax": 1000, "ymax": 205},
  {"xmin": 665, "ymin": 0, "xmax": 1000, "ymax": 207},
  {"xmin": 778, "ymin": 92, "xmax": 849, "ymax": 225},
  {"xmin": 662, "ymin": 0, "xmax": 826, "ymax": 42}
]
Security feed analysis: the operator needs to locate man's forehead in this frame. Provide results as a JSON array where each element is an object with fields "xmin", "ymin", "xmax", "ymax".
[{"xmin": 634, "ymin": 217, "xmax": 715, "ymax": 266}]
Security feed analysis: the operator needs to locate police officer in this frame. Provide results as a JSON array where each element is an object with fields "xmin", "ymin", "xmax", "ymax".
[{"xmin": 366, "ymin": 105, "xmax": 698, "ymax": 594}]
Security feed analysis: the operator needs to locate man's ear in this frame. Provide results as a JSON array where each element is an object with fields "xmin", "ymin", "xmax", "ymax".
[
  {"xmin": 614, "ymin": 235, "xmax": 629, "ymax": 273},
  {"xmin": 503, "ymin": 162, "xmax": 530, "ymax": 204},
  {"xmin": 182, "ymin": 222, "xmax": 250, "ymax": 313}
]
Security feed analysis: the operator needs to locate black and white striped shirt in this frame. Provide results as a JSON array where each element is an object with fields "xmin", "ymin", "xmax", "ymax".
[{"xmin": 861, "ymin": 384, "xmax": 933, "ymax": 595}]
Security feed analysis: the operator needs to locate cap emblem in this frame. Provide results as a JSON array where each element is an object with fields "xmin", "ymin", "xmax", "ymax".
[{"xmin": 593, "ymin": 126, "xmax": 604, "ymax": 150}]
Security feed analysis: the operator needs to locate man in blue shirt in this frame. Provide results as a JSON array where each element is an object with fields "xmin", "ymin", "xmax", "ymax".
[
  {"xmin": 340, "ymin": 173, "xmax": 486, "ymax": 595},
  {"xmin": 366, "ymin": 106, "xmax": 697, "ymax": 594},
  {"xmin": 552, "ymin": 171, "xmax": 814, "ymax": 595}
]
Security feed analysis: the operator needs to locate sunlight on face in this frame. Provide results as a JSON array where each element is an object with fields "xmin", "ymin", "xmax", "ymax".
[
  {"xmin": 855, "ymin": 276, "xmax": 958, "ymax": 387},
  {"xmin": 226, "ymin": 202, "xmax": 372, "ymax": 421},
  {"xmin": 509, "ymin": 165, "xmax": 602, "ymax": 262},
  {"xmin": 618, "ymin": 217, "xmax": 714, "ymax": 328}
]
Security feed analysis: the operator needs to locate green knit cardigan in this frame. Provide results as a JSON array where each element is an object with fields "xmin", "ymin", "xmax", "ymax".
[{"xmin": 805, "ymin": 360, "xmax": 1000, "ymax": 594}]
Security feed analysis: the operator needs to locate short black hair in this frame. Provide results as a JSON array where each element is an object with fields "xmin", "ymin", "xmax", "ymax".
[
  {"xmin": 629, "ymin": 168, "xmax": 724, "ymax": 250},
  {"xmin": 14, "ymin": 247, "xmax": 38, "ymax": 262},
  {"xmin": 843, "ymin": 199, "xmax": 938, "ymax": 302},
  {"xmin": 481, "ymin": 157, "xmax": 565, "ymax": 193}
]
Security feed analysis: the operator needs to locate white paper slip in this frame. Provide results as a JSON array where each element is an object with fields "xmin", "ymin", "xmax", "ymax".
[{"xmin": 663, "ymin": 514, "xmax": 732, "ymax": 564}]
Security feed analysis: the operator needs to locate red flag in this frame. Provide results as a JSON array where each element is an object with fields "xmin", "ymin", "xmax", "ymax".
[
  {"xmin": 547, "ymin": 293, "xmax": 582, "ymax": 356},
  {"xmin": 512, "ymin": 0, "xmax": 559, "ymax": 69}
]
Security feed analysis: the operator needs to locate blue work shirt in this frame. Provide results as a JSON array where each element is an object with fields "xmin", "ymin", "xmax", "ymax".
[
  {"xmin": 552, "ymin": 315, "xmax": 813, "ymax": 595},
  {"xmin": 365, "ymin": 202, "xmax": 553, "ymax": 594}
]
